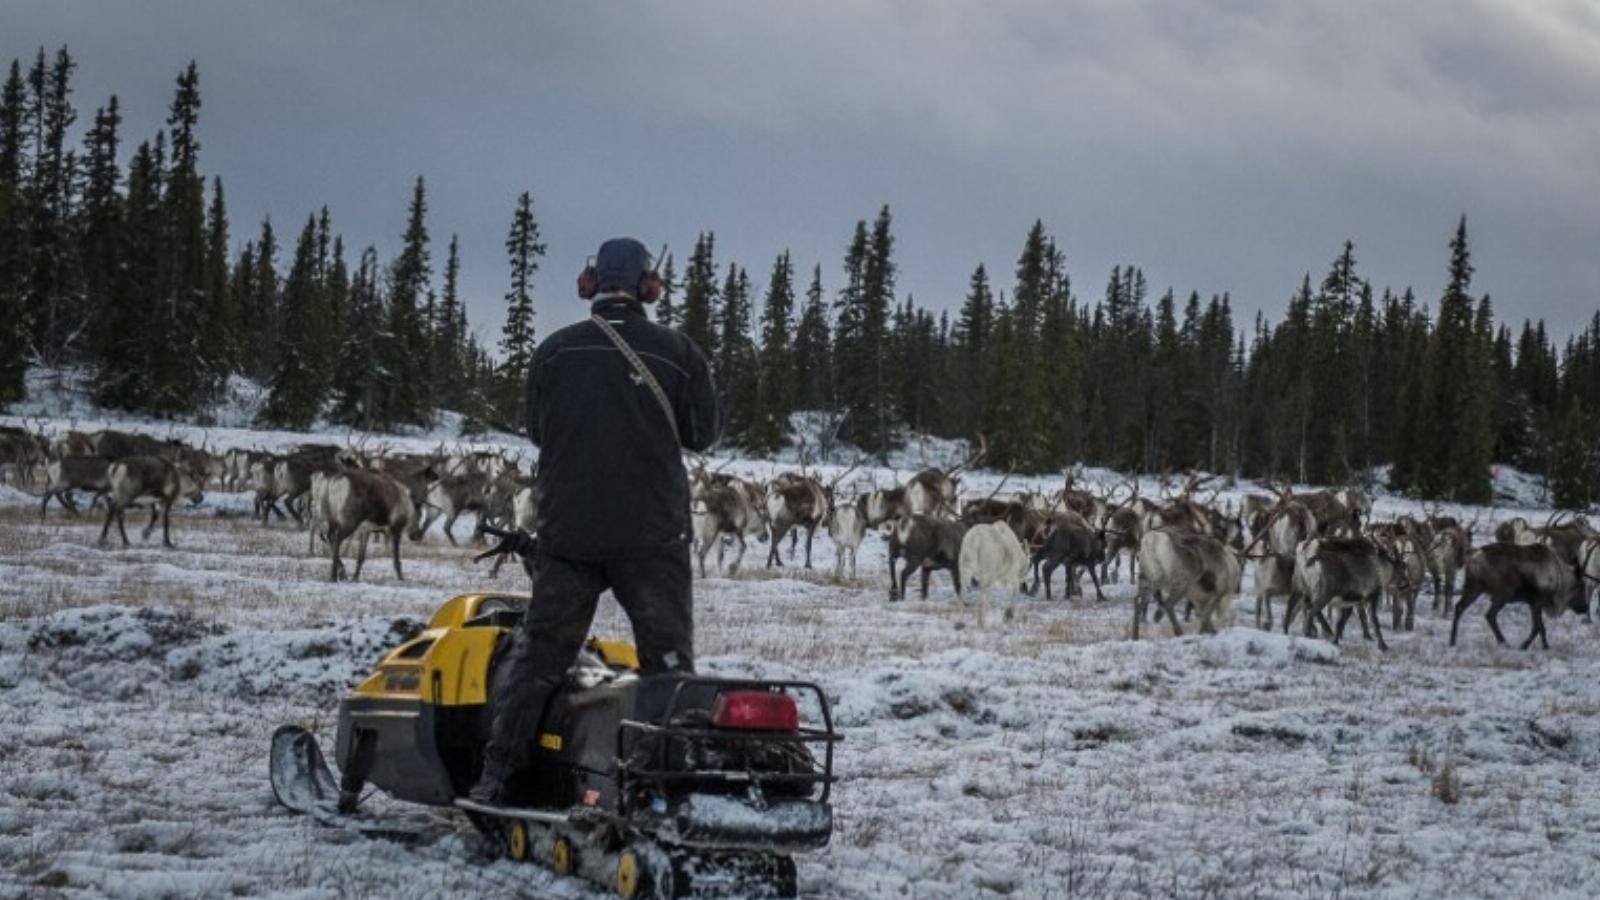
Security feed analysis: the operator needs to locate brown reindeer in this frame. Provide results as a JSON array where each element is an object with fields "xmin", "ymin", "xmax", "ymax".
[
  {"xmin": 887, "ymin": 514, "xmax": 969, "ymax": 601},
  {"xmin": 98, "ymin": 456, "xmax": 205, "ymax": 548},
  {"xmin": 321, "ymin": 471, "xmax": 421, "ymax": 582},
  {"xmin": 40, "ymin": 456, "xmax": 111, "ymax": 519},
  {"xmin": 1450, "ymin": 542, "xmax": 1582, "ymax": 650}
]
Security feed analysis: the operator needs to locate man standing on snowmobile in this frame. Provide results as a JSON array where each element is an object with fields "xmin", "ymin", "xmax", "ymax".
[{"xmin": 469, "ymin": 237, "xmax": 721, "ymax": 805}]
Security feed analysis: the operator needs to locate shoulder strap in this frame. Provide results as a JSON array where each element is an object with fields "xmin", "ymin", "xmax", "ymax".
[{"xmin": 590, "ymin": 314, "xmax": 682, "ymax": 447}]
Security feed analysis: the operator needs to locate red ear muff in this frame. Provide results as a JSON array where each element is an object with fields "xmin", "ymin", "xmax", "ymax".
[
  {"xmin": 638, "ymin": 270, "xmax": 663, "ymax": 304},
  {"xmin": 577, "ymin": 266, "xmax": 598, "ymax": 300}
]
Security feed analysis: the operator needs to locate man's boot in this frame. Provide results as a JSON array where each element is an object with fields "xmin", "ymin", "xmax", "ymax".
[{"xmin": 466, "ymin": 747, "xmax": 513, "ymax": 806}]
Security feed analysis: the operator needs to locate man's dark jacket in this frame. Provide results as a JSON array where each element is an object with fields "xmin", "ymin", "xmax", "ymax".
[{"xmin": 526, "ymin": 296, "xmax": 721, "ymax": 560}]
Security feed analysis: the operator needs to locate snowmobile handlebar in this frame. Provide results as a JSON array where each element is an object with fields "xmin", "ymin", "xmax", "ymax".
[{"xmin": 474, "ymin": 525, "xmax": 539, "ymax": 565}]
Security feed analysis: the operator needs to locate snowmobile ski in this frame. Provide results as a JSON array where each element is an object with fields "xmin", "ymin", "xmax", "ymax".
[{"xmin": 269, "ymin": 724, "xmax": 427, "ymax": 840}]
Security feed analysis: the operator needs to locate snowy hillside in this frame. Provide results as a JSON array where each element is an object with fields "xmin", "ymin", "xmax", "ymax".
[{"xmin": 2, "ymin": 413, "xmax": 1597, "ymax": 899}]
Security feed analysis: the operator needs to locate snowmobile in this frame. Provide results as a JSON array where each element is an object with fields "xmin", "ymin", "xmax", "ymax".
[{"xmin": 269, "ymin": 527, "xmax": 840, "ymax": 898}]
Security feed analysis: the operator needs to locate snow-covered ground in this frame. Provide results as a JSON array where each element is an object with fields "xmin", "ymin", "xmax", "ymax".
[{"xmin": 2, "ymin": 412, "xmax": 1598, "ymax": 898}]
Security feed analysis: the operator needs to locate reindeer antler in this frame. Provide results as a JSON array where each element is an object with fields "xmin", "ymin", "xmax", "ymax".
[
  {"xmin": 827, "ymin": 453, "xmax": 863, "ymax": 492},
  {"xmin": 949, "ymin": 433, "xmax": 987, "ymax": 476}
]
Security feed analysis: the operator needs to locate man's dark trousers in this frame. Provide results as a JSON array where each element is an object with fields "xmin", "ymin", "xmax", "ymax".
[{"xmin": 481, "ymin": 544, "xmax": 694, "ymax": 780}]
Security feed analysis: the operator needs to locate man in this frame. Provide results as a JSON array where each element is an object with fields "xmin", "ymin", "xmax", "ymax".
[{"xmin": 468, "ymin": 236, "xmax": 721, "ymax": 805}]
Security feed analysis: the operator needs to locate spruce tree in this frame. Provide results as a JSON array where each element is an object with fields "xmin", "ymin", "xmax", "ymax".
[
  {"xmin": 159, "ymin": 61, "xmax": 212, "ymax": 407},
  {"xmin": 93, "ymin": 140, "xmax": 163, "ymax": 409},
  {"xmin": 1552, "ymin": 395, "xmax": 1593, "ymax": 510},
  {"xmin": 678, "ymin": 233, "xmax": 719, "ymax": 359},
  {"xmin": 834, "ymin": 207, "xmax": 899, "ymax": 455},
  {"xmin": 747, "ymin": 252, "xmax": 796, "ymax": 452},
  {"xmin": 716, "ymin": 265, "xmax": 759, "ymax": 444},
  {"xmin": 436, "ymin": 233, "xmax": 463, "ymax": 408},
  {"xmin": 498, "ymin": 191, "xmax": 543, "ymax": 427},
  {"xmin": 330, "ymin": 247, "xmax": 383, "ymax": 428},
  {"xmin": 204, "ymin": 177, "xmax": 233, "ymax": 372},
  {"xmin": 0, "ymin": 61, "xmax": 31, "ymax": 405},
  {"xmin": 1409, "ymin": 217, "xmax": 1493, "ymax": 502},
  {"xmin": 377, "ymin": 176, "xmax": 433, "ymax": 428},
  {"xmin": 261, "ymin": 214, "xmax": 331, "ymax": 428},
  {"xmin": 791, "ymin": 265, "xmax": 832, "ymax": 412},
  {"xmin": 24, "ymin": 47, "xmax": 81, "ymax": 368},
  {"xmin": 246, "ymin": 217, "xmax": 280, "ymax": 380},
  {"xmin": 77, "ymin": 96, "xmax": 122, "ymax": 365},
  {"xmin": 954, "ymin": 264, "xmax": 995, "ymax": 439}
]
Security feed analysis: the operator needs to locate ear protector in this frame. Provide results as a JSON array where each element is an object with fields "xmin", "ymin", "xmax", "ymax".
[{"xmin": 576, "ymin": 252, "xmax": 666, "ymax": 304}]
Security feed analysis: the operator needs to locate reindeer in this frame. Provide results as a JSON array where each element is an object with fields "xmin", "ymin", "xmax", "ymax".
[
  {"xmin": 1241, "ymin": 498, "xmax": 1315, "ymax": 629},
  {"xmin": 249, "ymin": 456, "xmax": 289, "ymax": 523},
  {"xmin": 1029, "ymin": 511, "xmax": 1110, "ymax": 602},
  {"xmin": 887, "ymin": 514, "xmax": 968, "ymax": 601},
  {"xmin": 40, "ymin": 456, "xmax": 111, "ymax": 519},
  {"xmin": 91, "ymin": 429, "xmax": 185, "ymax": 463},
  {"xmin": 1370, "ymin": 530, "xmax": 1429, "ymax": 631},
  {"xmin": 98, "ymin": 457, "xmax": 205, "ymax": 548},
  {"xmin": 905, "ymin": 434, "xmax": 987, "ymax": 516},
  {"xmin": 1449, "ymin": 542, "xmax": 1583, "ymax": 650},
  {"xmin": 1099, "ymin": 505, "xmax": 1145, "ymax": 586},
  {"xmin": 959, "ymin": 521, "xmax": 1031, "ymax": 627},
  {"xmin": 322, "ymin": 471, "xmax": 421, "ymax": 582},
  {"xmin": 52, "ymin": 429, "xmax": 96, "ymax": 460},
  {"xmin": 419, "ymin": 472, "xmax": 493, "ymax": 545},
  {"xmin": 0, "ymin": 425, "xmax": 48, "ymax": 485},
  {"xmin": 827, "ymin": 494, "xmax": 868, "ymax": 580},
  {"xmin": 1132, "ymin": 528, "xmax": 1241, "ymax": 638},
  {"xmin": 692, "ymin": 482, "xmax": 759, "ymax": 577},
  {"xmin": 1284, "ymin": 537, "xmax": 1396, "ymax": 650},
  {"xmin": 863, "ymin": 484, "xmax": 910, "ymax": 528},
  {"xmin": 764, "ymin": 470, "xmax": 829, "ymax": 569}
]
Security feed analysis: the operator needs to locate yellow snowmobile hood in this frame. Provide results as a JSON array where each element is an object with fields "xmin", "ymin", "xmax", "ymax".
[{"xmin": 350, "ymin": 593, "xmax": 638, "ymax": 707}]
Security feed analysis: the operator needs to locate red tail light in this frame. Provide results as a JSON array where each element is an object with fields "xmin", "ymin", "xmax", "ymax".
[{"xmin": 711, "ymin": 691, "xmax": 799, "ymax": 732}]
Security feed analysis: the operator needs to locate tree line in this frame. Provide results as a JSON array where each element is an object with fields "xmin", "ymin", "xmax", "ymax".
[
  {"xmin": 0, "ymin": 49, "xmax": 528, "ymax": 434},
  {"xmin": 667, "ymin": 211, "xmax": 1597, "ymax": 508},
  {"xmin": 1, "ymin": 49, "xmax": 1595, "ymax": 507}
]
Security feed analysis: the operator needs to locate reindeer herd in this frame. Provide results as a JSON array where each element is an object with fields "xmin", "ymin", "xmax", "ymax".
[{"xmin": 5, "ymin": 420, "xmax": 1599, "ymax": 650}]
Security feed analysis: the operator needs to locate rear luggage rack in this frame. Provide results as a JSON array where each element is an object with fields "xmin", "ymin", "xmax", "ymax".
[{"xmin": 617, "ymin": 678, "xmax": 842, "ymax": 812}]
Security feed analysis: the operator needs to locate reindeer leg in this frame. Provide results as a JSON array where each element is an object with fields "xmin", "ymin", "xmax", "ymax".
[
  {"xmin": 1485, "ymin": 598, "xmax": 1510, "ymax": 646},
  {"xmin": 1519, "ymin": 599, "xmax": 1546, "ymax": 650},
  {"xmin": 99, "ymin": 502, "xmax": 116, "ymax": 545},
  {"xmin": 143, "ymin": 503, "xmax": 160, "ymax": 541},
  {"xmin": 442, "ymin": 511, "xmax": 459, "ymax": 547},
  {"xmin": 391, "ymin": 526, "xmax": 404, "ymax": 581},
  {"xmin": 1159, "ymin": 590, "xmax": 1185, "ymax": 637},
  {"xmin": 952, "ymin": 560, "xmax": 962, "ymax": 602},
  {"xmin": 1449, "ymin": 588, "xmax": 1480, "ymax": 646},
  {"xmin": 1088, "ymin": 564, "xmax": 1106, "ymax": 603},
  {"xmin": 1368, "ymin": 592, "xmax": 1388, "ymax": 651},
  {"xmin": 329, "ymin": 525, "xmax": 346, "ymax": 582},
  {"xmin": 161, "ymin": 499, "xmax": 174, "ymax": 549},
  {"xmin": 116, "ymin": 506, "xmax": 130, "ymax": 547},
  {"xmin": 919, "ymin": 565, "xmax": 931, "ymax": 600},
  {"xmin": 804, "ymin": 524, "xmax": 816, "ymax": 569},
  {"xmin": 732, "ymin": 534, "xmax": 746, "ymax": 573},
  {"xmin": 353, "ymin": 531, "xmax": 370, "ymax": 582}
]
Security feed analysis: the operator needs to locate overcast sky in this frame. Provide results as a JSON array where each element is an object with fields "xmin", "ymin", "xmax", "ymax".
[{"xmin": 8, "ymin": 0, "xmax": 1599, "ymax": 345}]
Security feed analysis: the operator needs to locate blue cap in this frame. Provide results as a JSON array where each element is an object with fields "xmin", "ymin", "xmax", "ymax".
[{"xmin": 594, "ymin": 237, "xmax": 652, "ymax": 293}]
